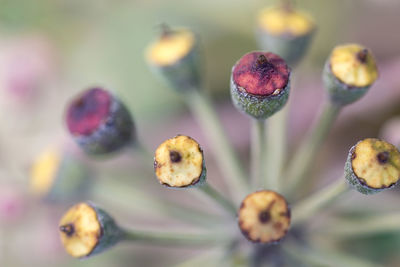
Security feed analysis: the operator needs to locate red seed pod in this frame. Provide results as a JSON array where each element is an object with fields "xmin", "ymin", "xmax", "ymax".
[
  {"xmin": 230, "ymin": 51, "xmax": 291, "ymax": 119},
  {"xmin": 66, "ymin": 88, "xmax": 134, "ymax": 155}
]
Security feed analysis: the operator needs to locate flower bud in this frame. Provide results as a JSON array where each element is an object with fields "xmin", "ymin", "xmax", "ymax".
[
  {"xmin": 30, "ymin": 147, "xmax": 91, "ymax": 202},
  {"xmin": 154, "ymin": 135, "xmax": 206, "ymax": 188},
  {"xmin": 256, "ymin": 5, "xmax": 315, "ymax": 66},
  {"xmin": 323, "ymin": 44, "xmax": 378, "ymax": 106},
  {"xmin": 59, "ymin": 202, "xmax": 124, "ymax": 258},
  {"xmin": 145, "ymin": 26, "xmax": 202, "ymax": 91},
  {"xmin": 230, "ymin": 52, "xmax": 291, "ymax": 119},
  {"xmin": 238, "ymin": 190, "xmax": 291, "ymax": 244},
  {"xmin": 66, "ymin": 87, "xmax": 135, "ymax": 155},
  {"xmin": 345, "ymin": 138, "xmax": 400, "ymax": 195}
]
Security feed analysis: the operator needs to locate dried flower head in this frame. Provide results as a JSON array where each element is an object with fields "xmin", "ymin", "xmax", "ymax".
[
  {"xmin": 323, "ymin": 44, "xmax": 378, "ymax": 106},
  {"xmin": 59, "ymin": 202, "xmax": 123, "ymax": 258},
  {"xmin": 66, "ymin": 87, "xmax": 134, "ymax": 155},
  {"xmin": 230, "ymin": 51, "xmax": 290, "ymax": 119},
  {"xmin": 30, "ymin": 147, "xmax": 90, "ymax": 202},
  {"xmin": 154, "ymin": 135, "xmax": 206, "ymax": 187},
  {"xmin": 345, "ymin": 138, "xmax": 400, "ymax": 194},
  {"xmin": 256, "ymin": 5, "xmax": 315, "ymax": 66},
  {"xmin": 145, "ymin": 27, "xmax": 201, "ymax": 91},
  {"xmin": 238, "ymin": 190, "xmax": 291, "ymax": 243}
]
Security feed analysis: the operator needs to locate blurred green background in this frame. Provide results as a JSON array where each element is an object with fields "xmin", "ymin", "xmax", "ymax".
[{"xmin": 1, "ymin": 0, "xmax": 400, "ymax": 266}]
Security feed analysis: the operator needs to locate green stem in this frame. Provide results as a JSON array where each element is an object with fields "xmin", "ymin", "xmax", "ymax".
[
  {"xmin": 283, "ymin": 240, "xmax": 383, "ymax": 267},
  {"xmin": 185, "ymin": 90, "xmax": 249, "ymax": 202},
  {"xmin": 319, "ymin": 213, "xmax": 400, "ymax": 238},
  {"xmin": 122, "ymin": 228, "xmax": 229, "ymax": 246},
  {"xmin": 199, "ymin": 183, "xmax": 237, "ymax": 216},
  {"xmin": 291, "ymin": 177, "xmax": 349, "ymax": 226},
  {"xmin": 92, "ymin": 180, "xmax": 223, "ymax": 227},
  {"xmin": 251, "ymin": 119, "xmax": 266, "ymax": 188},
  {"xmin": 284, "ymin": 101, "xmax": 341, "ymax": 196},
  {"xmin": 264, "ymin": 106, "xmax": 288, "ymax": 191}
]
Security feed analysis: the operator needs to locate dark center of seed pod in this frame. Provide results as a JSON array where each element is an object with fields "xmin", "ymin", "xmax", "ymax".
[
  {"xmin": 258, "ymin": 210, "xmax": 271, "ymax": 224},
  {"xmin": 59, "ymin": 223, "xmax": 75, "ymax": 237},
  {"xmin": 377, "ymin": 151, "xmax": 389, "ymax": 164},
  {"xmin": 160, "ymin": 23, "xmax": 172, "ymax": 38},
  {"xmin": 169, "ymin": 150, "xmax": 182, "ymax": 163},
  {"xmin": 66, "ymin": 88, "xmax": 111, "ymax": 136},
  {"xmin": 233, "ymin": 52, "xmax": 290, "ymax": 96},
  {"xmin": 356, "ymin": 49, "xmax": 369, "ymax": 63}
]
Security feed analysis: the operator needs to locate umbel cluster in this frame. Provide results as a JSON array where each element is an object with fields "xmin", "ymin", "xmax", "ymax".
[{"xmin": 29, "ymin": 2, "xmax": 400, "ymax": 265}]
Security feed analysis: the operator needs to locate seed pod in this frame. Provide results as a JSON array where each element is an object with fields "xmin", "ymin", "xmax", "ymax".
[
  {"xmin": 238, "ymin": 190, "xmax": 291, "ymax": 244},
  {"xmin": 145, "ymin": 26, "xmax": 202, "ymax": 92},
  {"xmin": 66, "ymin": 87, "xmax": 135, "ymax": 155},
  {"xmin": 345, "ymin": 138, "xmax": 400, "ymax": 195},
  {"xmin": 230, "ymin": 51, "xmax": 291, "ymax": 119},
  {"xmin": 30, "ymin": 147, "xmax": 91, "ymax": 202},
  {"xmin": 154, "ymin": 135, "xmax": 206, "ymax": 188},
  {"xmin": 323, "ymin": 44, "xmax": 378, "ymax": 106},
  {"xmin": 256, "ymin": 5, "xmax": 315, "ymax": 66},
  {"xmin": 59, "ymin": 202, "xmax": 124, "ymax": 258}
]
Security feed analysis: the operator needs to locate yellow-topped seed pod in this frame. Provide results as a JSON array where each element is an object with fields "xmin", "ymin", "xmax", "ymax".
[
  {"xmin": 256, "ymin": 3, "xmax": 315, "ymax": 66},
  {"xmin": 154, "ymin": 135, "xmax": 206, "ymax": 188},
  {"xmin": 31, "ymin": 147, "xmax": 61, "ymax": 197},
  {"xmin": 30, "ymin": 146, "xmax": 91, "ymax": 202},
  {"xmin": 238, "ymin": 190, "xmax": 291, "ymax": 244},
  {"xmin": 145, "ymin": 26, "xmax": 202, "ymax": 91},
  {"xmin": 59, "ymin": 202, "xmax": 123, "ymax": 258},
  {"xmin": 345, "ymin": 138, "xmax": 400, "ymax": 195},
  {"xmin": 323, "ymin": 44, "xmax": 378, "ymax": 106}
]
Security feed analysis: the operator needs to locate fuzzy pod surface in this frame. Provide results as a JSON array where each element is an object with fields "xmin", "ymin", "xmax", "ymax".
[
  {"xmin": 230, "ymin": 51, "xmax": 290, "ymax": 119},
  {"xmin": 256, "ymin": 6, "xmax": 315, "ymax": 66},
  {"xmin": 154, "ymin": 135, "xmax": 206, "ymax": 188},
  {"xmin": 146, "ymin": 28, "xmax": 202, "ymax": 92},
  {"xmin": 66, "ymin": 88, "xmax": 135, "ymax": 155},
  {"xmin": 323, "ymin": 44, "xmax": 378, "ymax": 106},
  {"xmin": 345, "ymin": 138, "xmax": 400, "ymax": 195},
  {"xmin": 59, "ymin": 202, "xmax": 124, "ymax": 258}
]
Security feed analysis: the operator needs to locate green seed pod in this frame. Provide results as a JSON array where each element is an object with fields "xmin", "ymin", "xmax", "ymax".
[
  {"xmin": 154, "ymin": 135, "xmax": 206, "ymax": 188},
  {"xmin": 59, "ymin": 202, "xmax": 124, "ymax": 258},
  {"xmin": 345, "ymin": 138, "xmax": 400, "ymax": 195},
  {"xmin": 30, "ymin": 146, "xmax": 91, "ymax": 203},
  {"xmin": 256, "ymin": 5, "xmax": 315, "ymax": 66},
  {"xmin": 145, "ymin": 26, "xmax": 202, "ymax": 92},
  {"xmin": 230, "ymin": 51, "xmax": 291, "ymax": 119},
  {"xmin": 323, "ymin": 44, "xmax": 378, "ymax": 106},
  {"xmin": 66, "ymin": 87, "xmax": 135, "ymax": 155},
  {"xmin": 238, "ymin": 190, "xmax": 291, "ymax": 244}
]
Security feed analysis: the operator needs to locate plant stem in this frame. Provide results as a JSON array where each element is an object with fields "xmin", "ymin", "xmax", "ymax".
[
  {"xmin": 92, "ymin": 180, "xmax": 223, "ymax": 227},
  {"xmin": 251, "ymin": 119, "xmax": 266, "ymax": 188},
  {"xmin": 283, "ymin": 240, "xmax": 383, "ymax": 267},
  {"xmin": 264, "ymin": 106, "xmax": 288, "ymax": 191},
  {"xmin": 284, "ymin": 101, "xmax": 341, "ymax": 196},
  {"xmin": 199, "ymin": 183, "xmax": 237, "ymax": 216},
  {"xmin": 185, "ymin": 90, "xmax": 249, "ymax": 202},
  {"xmin": 122, "ymin": 228, "xmax": 229, "ymax": 246},
  {"xmin": 319, "ymin": 213, "xmax": 400, "ymax": 238},
  {"xmin": 291, "ymin": 177, "xmax": 349, "ymax": 226}
]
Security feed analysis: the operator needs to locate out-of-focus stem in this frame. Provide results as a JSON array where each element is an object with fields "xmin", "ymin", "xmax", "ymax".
[
  {"xmin": 318, "ymin": 213, "xmax": 400, "ymax": 238},
  {"xmin": 251, "ymin": 119, "xmax": 266, "ymax": 188},
  {"xmin": 283, "ymin": 240, "xmax": 383, "ymax": 267},
  {"xmin": 292, "ymin": 177, "xmax": 349, "ymax": 226},
  {"xmin": 264, "ymin": 106, "xmax": 288, "ymax": 191},
  {"xmin": 199, "ymin": 183, "xmax": 237, "ymax": 216},
  {"xmin": 284, "ymin": 101, "xmax": 341, "ymax": 196},
  {"xmin": 92, "ymin": 180, "xmax": 223, "ymax": 227},
  {"xmin": 122, "ymin": 228, "xmax": 229, "ymax": 246},
  {"xmin": 185, "ymin": 90, "xmax": 249, "ymax": 202}
]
